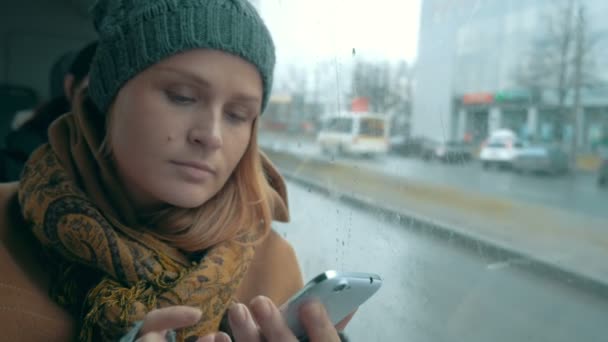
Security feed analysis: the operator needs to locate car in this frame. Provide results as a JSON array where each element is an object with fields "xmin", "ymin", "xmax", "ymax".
[
  {"xmin": 433, "ymin": 141, "xmax": 474, "ymax": 163},
  {"xmin": 512, "ymin": 145, "xmax": 569, "ymax": 175},
  {"xmin": 390, "ymin": 136, "xmax": 426, "ymax": 157},
  {"xmin": 599, "ymin": 158, "xmax": 608, "ymax": 187},
  {"xmin": 419, "ymin": 138, "xmax": 440, "ymax": 161},
  {"xmin": 402, "ymin": 138, "xmax": 473, "ymax": 163},
  {"xmin": 479, "ymin": 129, "xmax": 522, "ymax": 169}
]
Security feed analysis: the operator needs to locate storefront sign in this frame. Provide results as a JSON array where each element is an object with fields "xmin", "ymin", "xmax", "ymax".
[
  {"xmin": 495, "ymin": 89, "xmax": 531, "ymax": 103},
  {"xmin": 351, "ymin": 97, "xmax": 370, "ymax": 112},
  {"xmin": 462, "ymin": 92, "xmax": 494, "ymax": 105}
]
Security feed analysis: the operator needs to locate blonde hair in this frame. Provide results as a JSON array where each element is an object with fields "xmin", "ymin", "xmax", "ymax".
[{"xmin": 92, "ymin": 95, "xmax": 273, "ymax": 252}]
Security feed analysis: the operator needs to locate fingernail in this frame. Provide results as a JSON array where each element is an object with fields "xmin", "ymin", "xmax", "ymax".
[
  {"xmin": 228, "ymin": 303, "xmax": 247, "ymax": 326},
  {"xmin": 215, "ymin": 332, "xmax": 232, "ymax": 342},
  {"xmin": 251, "ymin": 297, "xmax": 273, "ymax": 321}
]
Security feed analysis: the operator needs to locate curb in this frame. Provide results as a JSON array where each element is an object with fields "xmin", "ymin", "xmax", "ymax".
[{"xmin": 274, "ymin": 159, "xmax": 608, "ymax": 297}]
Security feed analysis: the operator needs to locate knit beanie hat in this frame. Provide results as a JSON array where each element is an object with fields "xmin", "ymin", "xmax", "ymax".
[{"xmin": 88, "ymin": 0, "xmax": 275, "ymax": 114}]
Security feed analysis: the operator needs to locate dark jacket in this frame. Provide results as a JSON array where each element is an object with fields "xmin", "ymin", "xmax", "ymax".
[{"xmin": 0, "ymin": 96, "xmax": 70, "ymax": 181}]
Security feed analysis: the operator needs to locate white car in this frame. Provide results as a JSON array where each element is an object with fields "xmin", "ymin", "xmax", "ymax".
[{"xmin": 479, "ymin": 129, "xmax": 523, "ymax": 169}]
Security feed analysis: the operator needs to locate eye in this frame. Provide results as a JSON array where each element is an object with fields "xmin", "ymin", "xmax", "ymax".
[
  {"xmin": 165, "ymin": 90, "xmax": 195, "ymax": 105},
  {"xmin": 226, "ymin": 112, "xmax": 248, "ymax": 123}
]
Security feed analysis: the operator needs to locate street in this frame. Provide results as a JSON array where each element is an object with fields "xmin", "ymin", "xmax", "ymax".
[
  {"xmin": 259, "ymin": 132, "xmax": 608, "ymax": 219},
  {"xmin": 274, "ymin": 180, "xmax": 608, "ymax": 342}
]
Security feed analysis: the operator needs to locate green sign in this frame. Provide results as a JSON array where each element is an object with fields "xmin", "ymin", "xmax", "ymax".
[{"xmin": 495, "ymin": 90, "xmax": 531, "ymax": 103}]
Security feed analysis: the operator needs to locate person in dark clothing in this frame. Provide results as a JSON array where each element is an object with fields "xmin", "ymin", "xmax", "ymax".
[
  {"xmin": 62, "ymin": 41, "xmax": 98, "ymax": 102},
  {"xmin": 49, "ymin": 51, "xmax": 77, "ymax": 99},
  {"xmin": 0, "ymin": 41, "xmax": 98, "ymax": 181}
]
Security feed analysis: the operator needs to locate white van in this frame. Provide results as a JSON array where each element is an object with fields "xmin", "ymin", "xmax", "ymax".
[{"xmin": 317, "ymin": 112, "xmax": 389, "ymax": 156}]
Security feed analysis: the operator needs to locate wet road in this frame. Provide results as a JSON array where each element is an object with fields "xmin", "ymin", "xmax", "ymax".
[
  {"xmin": 273, "ymin": 180, "xmax": 608, "ymax": 342},
  {"xmin": 260, "ymin": 133, "xmax": 608, "ymax": 219}
]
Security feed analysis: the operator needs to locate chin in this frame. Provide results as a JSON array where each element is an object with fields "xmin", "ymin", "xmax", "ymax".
[{"xmin": 160, "ymin": 187, "xmax": 215, "ymax": 209}]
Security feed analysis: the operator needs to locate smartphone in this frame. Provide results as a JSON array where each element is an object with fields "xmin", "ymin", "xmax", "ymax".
[{"xmin": 279, "ymin": 270, "xmax": 382, "ymax": 339}]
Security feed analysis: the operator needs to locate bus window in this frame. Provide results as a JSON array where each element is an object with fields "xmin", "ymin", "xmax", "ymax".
[{"xmin": 359, "ymin": 118, "xmax": 385, "ymax": 137}]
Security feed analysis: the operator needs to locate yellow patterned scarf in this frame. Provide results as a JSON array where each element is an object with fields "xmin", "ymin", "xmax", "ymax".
[{"xmin": 17, "ymin": 99, "xmax": 289, "ymax": 341}]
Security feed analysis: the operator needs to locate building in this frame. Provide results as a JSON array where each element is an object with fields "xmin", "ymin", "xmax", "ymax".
[
  {"xmin": 412, "ymin": 0, "xmax": 608, "ymax": 152},
  {"xmin": 248, "ymin": 0, "xmax": 261, "ymax": 11}
]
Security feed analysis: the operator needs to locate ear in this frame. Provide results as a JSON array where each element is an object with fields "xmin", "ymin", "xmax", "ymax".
[{"xmin": 64, "ymin": 74, "xmax": 75, "ymax": 100}]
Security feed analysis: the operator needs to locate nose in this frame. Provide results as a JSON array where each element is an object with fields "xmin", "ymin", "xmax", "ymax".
[{"xmin": 187, "ymin": 111, "xmax": 223, "ymax": 150}]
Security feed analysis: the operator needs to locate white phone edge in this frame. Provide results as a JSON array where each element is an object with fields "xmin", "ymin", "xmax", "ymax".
[{"xmin": 279, "ymin": 270, "xmax": 383, "ymax": 339}]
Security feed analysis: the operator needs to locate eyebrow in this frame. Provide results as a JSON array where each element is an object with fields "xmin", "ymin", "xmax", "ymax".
[{"xmin": 155, "ymin": 66, "xmax": 262, "ymax": 105}]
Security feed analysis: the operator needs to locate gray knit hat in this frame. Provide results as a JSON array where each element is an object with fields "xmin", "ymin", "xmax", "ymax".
[{"xmin": 88, "ymin": 0, "xmax": 275, "ymax": 114}]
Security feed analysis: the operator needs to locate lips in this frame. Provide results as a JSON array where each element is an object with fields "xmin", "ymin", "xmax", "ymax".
[
  {"xmin": 173, "ymin": 160, "xmax": 216, "ymax": 173},
  {"xmin": 171, "ymin": 160, "xmax": 216, "ymax": 181}
]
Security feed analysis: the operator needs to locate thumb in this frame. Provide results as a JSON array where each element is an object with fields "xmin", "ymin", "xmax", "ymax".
[{"xmin": 140, "ymin": 306, "xmax": 202, "ymax": 335}]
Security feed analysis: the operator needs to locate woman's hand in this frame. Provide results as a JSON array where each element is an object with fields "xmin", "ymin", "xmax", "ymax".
[
  {"xmin": 135, "ymin": 306, "xmax": 202, "ymax": 342},
  {"xmin": 200, "ymin": 296, "xmax": 355, "ymax": 342}
]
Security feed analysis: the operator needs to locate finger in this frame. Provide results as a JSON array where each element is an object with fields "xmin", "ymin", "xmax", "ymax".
[
  {"xmin": 228, "ymin": 303, "xmax": 260, "ymax": 342},
  {"xmin": 299, "ymin": 301, "xmax": 340, "ymax": 342},
  {"xmin": 197, "ymin": 336, "xmax": 216, "ymax": 342},
  {"xmin": 335, "ymin": 310, "xmax": 357, "ymax": 331},
  {"xmin": 215, "ymin": 332, "xmax": 232, "ymax": 342},
  {"xmin": 249, "ymin": 296, "xmax": 297, "ymax": 342},
  {"xmin": 196, "ymin": 332, "xmax": 232, "ymax": 342},
  {"xmin": 135, "ymin": 331, "xmax": 166, "ymax": 342},
  {"xmin": 139, "ymin": 306, "xmax": 202, "ymax": 335}
]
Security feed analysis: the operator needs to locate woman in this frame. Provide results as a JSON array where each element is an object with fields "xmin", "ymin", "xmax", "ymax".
[{"xmin": 8, "ymin": 0, "xmax": 352, "ymax": 340}]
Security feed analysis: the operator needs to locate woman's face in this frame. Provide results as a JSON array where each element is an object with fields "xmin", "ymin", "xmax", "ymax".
[{"xmin": 108, "ymin": 49, "xmax": 263, "ymax": 210}]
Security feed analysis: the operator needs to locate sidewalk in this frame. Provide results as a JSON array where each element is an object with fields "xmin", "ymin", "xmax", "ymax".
[{"xmin": 262, "ymin": 147, "xmax": 608, "ymax": 289}]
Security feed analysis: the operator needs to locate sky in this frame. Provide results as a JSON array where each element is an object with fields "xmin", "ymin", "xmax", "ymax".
[{"xmin": 259, "ymin": 0, "xmax": 421, "ymax": 64}]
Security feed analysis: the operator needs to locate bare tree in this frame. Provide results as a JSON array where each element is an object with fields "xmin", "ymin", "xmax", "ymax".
[
  {"xmin": 515, "ymin": 0, "xmax": 602, "ymax": 157},
  {"xmin": 570, "ymin": 3, "xmax": 604, "ymax": 161},
  {"xmin": 350, "ymin": 59, "xmax": 411, "ymax": 115}
]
